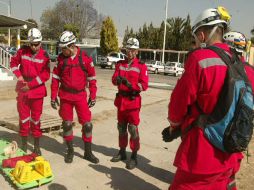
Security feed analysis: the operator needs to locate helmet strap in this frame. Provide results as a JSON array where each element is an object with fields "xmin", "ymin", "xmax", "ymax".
[{"xmin": 205, "ymin": 25, "xmax": 218, "ymax": 46}]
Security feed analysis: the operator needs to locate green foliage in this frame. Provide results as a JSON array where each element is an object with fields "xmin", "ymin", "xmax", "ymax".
[
  {"xmin": 100, "ymin": 17, "xmax": 119, "ymax": 55},
  {"xmin": 123, "ymin": 15, "xmax": 192, "ymax": 51},
  {"xmin": 64, "ymin": 23, "xmax": 80, "ymax": 39}
]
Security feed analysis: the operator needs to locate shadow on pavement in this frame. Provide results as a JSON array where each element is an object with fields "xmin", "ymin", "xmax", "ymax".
[
  {"xmin": 89, "ymin": 164, "xmax": 162, "ymax": 190},
  {"xmin": 48, "ymin": 183, "xmax": 68, "ymax": 190},
  {"xmin": 73, "ymin": 136, "xmax": 174, "ymax": 184}
]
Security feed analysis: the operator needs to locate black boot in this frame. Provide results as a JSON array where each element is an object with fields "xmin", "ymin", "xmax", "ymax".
[
  {"xmin": 83, "ymin": 142, "xmax": 99, "ymax": 164},
  {"xmin": 65, "ymin": 141, "xmax": 74, "ymax": 163},
  {"xmin": 21, "ymin": 136, "xmax": 28, "ymax": 153},
  {"xmin": 126, "ymin": 151, "xmax": 137, "ymax": 170},
  {"xmin": 110, "ymin": 148, "xmax": 127, "ymax": 162},
  {"xmin": 33, "ymin": 138, "xmax": 41, "ymax": 156}
]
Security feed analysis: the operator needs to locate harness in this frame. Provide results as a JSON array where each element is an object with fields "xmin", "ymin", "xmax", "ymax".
[{"xmin": 59, "ymin": 51, "xmax": 88, "ymax": 94}]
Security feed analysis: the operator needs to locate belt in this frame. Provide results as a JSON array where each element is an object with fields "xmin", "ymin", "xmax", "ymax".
[
  {"xmin": 23, "ymin": 76, "xmax": 34, "ymax": 82},
  {"xmin": 60, "ymin": 84, "xmax": 84, "ymax": 94},
  {"xmin": 117, "ymin": 90, "xmax": 140, "ymax": 100}
]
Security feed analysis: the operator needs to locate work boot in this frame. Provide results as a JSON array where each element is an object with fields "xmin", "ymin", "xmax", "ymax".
[
  {"xmin": 126, "ymin": 151, "xmax": 137, "ymax": 170},
  {"xmin": 21, "ymin": 136, "xmax": 28, "ymax": 153},
  {"xmin": 65, "ymin": 141, "xmax": 74, "ymax": 163},
  {"xmin": 33, "ymin": 138, "xmax": 41, "ymax": 156},
  {"xmin": 110, "ymin": 148, "xmax": 127, "ymax": 162},
  {"xmin": 83, "ymin": 142, "xmax": 99, "ymax": 164}
]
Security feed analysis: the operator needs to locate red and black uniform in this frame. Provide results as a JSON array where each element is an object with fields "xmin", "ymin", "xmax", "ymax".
[
  {"xmin": 10, "ymin": 46, "xmax": 50, "ymax": 138},
  {"xmin": 112, "ymin": 57, "xmax": 148, "ymax": 151},
  {"xmin": 168, "ymin": 43, "xmax": 254, "ymax": 190},
  {"xmin": 51, "ymin": 47, "xmax": 96, "ymax": 143}
]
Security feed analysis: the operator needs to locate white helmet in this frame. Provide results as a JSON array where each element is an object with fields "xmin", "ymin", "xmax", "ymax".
[
  {"xmin": 59, "ymin": 31, "xmax": 76, "ymax": 48},
  {"xmin": 192, "ymin": 6, "xmax": 231, "ymax": 34},
  {"xmin": 223, "ymin": 31, "xmax": 247, "ymax": 53},
  {"xmin": 126, "ymin": 38, "xmax": 139, "ymax": 49},
  {"xmin": 28, "ymin": 28, "xmax": 42, "ymax": 42}
]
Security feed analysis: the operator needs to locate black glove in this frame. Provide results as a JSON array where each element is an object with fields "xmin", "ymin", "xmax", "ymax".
[
  {"xmin": 51, "ymin": 98, "xmax": 59, "ymax": 110},
  {"xmin": 121, "ymin": 77, "xmax": 132, "ymax": 89},
  {"xmin": 116, "ymin": 76, "xmax": 123, "ymax": 85},
  {"xmin": 162, "ymin": 126, "xmax": 181, "ymax": 142},
  {"xmin": 88, "ymin": 98, "xmax": 96, "ymax": 108}
]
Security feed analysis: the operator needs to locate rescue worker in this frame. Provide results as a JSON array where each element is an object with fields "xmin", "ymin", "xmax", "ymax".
[
  {"xmin": 111, "ymin": 38, "xmax": 149, "ymax": 170},
  {"xmin": 51, "ymin": 31, "xmax": 99, "ymax": 164},
  {"xmin": 223, "ymin": 31, "xmax": 247, "ymax": 60},
  {"xmin": 162, "ymin": 7, "xmax": 254, "ymax": 190},
  {"xmin": 10, "ymin": 28, "xmax": 50, "ymax": 156}
]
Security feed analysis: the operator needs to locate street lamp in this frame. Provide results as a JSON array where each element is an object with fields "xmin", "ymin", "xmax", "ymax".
[
  {"xmin": 162, "ymin": 0, "xmax": 168, "ymax": 64},
  {"xmin": 0, "ymin": 0, "xmax": 11, "ymax": 46}
]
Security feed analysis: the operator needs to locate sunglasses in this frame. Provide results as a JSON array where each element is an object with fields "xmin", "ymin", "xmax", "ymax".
[{"xmin": 30, "ymin": 43, "xmax": 40, "ymax": 47}]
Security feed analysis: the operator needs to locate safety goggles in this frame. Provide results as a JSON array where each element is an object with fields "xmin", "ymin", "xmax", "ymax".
[{"xmin": 30, "ymin": 43, "xmax": 41, "ymax": 47}]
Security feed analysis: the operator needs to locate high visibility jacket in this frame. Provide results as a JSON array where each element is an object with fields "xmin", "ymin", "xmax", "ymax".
[
  {"xmin": 10, "ymin": 46, "xmax": 50, "ymax": 99},
  {"xmin": 168, "ymin": 43, "xmax": 254, "ymax": 174},
  {"xmin": 51, "ymin": 47, "xmax": 97, "ymax": 101},
  {"xmin": 112, "ymin": 57, "xmax": 148, "ymax": 111}
]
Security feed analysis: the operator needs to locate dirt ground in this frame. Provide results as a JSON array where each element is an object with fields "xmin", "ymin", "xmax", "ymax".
[{"xmin": 236, "ymin": 137, "xmax": 254, "ymax": 190}]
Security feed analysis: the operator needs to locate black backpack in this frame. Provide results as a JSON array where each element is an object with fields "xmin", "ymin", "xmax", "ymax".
[{"xmin": 195, "ymin": 46, "xmax": 254, "ymax": 153}]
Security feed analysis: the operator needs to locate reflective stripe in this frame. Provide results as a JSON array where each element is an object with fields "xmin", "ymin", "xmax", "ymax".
[
  {"xmin": 21, "ymin": 117, "xmax": 30, "ymax": 124},
  {"xmin": 52, "ymin": 74, "xmax": 60, "ymax": 80},
  {"xmin": 11, "ymin": 67, "xmax": 19, "ymax": 72},
  {"xmin": 21, "ymin": 55, "xmax": 44, "ymax": 64},
  {"xmin": 119, "ymin": 66, "xmax": 140, "ymax": 73},
  {"xmin": 168, "ymin": 118, "xmax": 182, "ymax": 126},
  {"xmin": 36, "ymin": 76, "xmax": 42, "ymax": 85},
  {"xmin": 198, "ymin": 58, "xmax": 225, "ymax": 68},
  {"xmin": 30, "ymin": 118, "xmax": 40, "ymax": 125},
  {"xmin": 87, "ymin": 76, "xmax": 96, "ymax": 81},
  {"xmin": 138, "ymin": 83, "xmax": 143, "ymax": 91}
]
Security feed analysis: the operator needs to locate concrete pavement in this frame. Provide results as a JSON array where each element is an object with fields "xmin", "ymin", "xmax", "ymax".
[{"xmin": 0, "ymin": 77, "xmax": 178, "ymax": 190}]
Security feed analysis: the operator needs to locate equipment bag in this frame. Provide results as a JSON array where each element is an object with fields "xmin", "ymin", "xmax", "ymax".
[{"xmin": 196, "ymin": 46, "xmax": 254, "ymax": 153}]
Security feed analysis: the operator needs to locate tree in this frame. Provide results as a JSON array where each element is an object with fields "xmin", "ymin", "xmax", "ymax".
[
  {"xmin": 123, "ymin": 26, "xmax": 135, "ymax": 47},
  {"xmin": 20, "ymin": 19, "xmax": 38, "ymax": 40},
  {"xmin": 64, "ymin": 23, "xmax": 80, "ymax": 39},
  {"xmin": 100, "ymin": 17, "xmax": 119, "ymax": 55},
  {"xmin": 251, "ymin": 27, "xmax": 254, "ymax": 44},
  {"xmin": 40, "ymin": 0, "xmax": 103, "ymax": 40}
]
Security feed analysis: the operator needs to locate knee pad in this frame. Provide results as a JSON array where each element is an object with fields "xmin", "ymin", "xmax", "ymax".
[
  {"xmin": 117, "ymin": 123, "xmax": 127, "ymax": 135},
  {"xmin": 128, "ymin": 124, "xmax": 138, "ymax": 139},
  {"xmin": 82, "ymin": 122, "xmax": 93, "ymax": 138},
  {"xmin": 62, "ymin": 121, "xmax": 73, "ymax": 136}
]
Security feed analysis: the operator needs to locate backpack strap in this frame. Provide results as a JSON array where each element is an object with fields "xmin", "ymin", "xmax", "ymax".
[
  {"xmin": 60, "ymin": 58, "xmax": 68, "ymax": 77},
  {"xmin": 78, "ymin": 50, "xmax": 88, "ymax": 75},
  {"xmin": 59, "ymin": 51, "xmax": 88, "ymax": 77},
  {"xmin": 207, "ymin": 46, "xmax": 250, "ymax": 86}
]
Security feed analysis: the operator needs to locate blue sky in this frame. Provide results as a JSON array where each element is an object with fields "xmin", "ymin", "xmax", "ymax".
[{"xmin": 0, "ymin": 0, "xmax": 253, "ymax": 38}]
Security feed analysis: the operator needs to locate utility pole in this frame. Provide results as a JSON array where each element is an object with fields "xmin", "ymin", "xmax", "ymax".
[{"xmin": 162, "ymin": 0, "xmax": 168, "ymax": 64}]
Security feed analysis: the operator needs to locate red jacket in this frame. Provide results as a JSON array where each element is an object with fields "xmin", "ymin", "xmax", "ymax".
[
  {"xmin": 112, "ymin": 57, "xmax": 148, "ymax": 111},
  {"xmin": 10, "ymin": 46, "xmax": 50, "ymax": 99},
  {"xmin": 51, "ymin": 47, "xmax": 97, "ymax": 101},
  {"xmin": 168, "ymin": 43, "xmax": 254, "ymax": 174}
]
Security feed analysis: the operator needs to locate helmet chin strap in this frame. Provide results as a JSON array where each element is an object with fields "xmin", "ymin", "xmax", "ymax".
[{"xmin": 193, "ymin": 25, "xmax": 218, "ymax": 48}]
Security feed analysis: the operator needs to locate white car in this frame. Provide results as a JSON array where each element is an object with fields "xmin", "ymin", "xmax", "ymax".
[
  {"xmin": 100, "ymin": 52, "xmax": 126, "ymax": 69},
  {"xmin": 146, "ymin": 60, "xmax": 164, "ymax": 74},
  {"xmin": 164, "ymin": 62, "xmax": 184, "ymax": 77}
]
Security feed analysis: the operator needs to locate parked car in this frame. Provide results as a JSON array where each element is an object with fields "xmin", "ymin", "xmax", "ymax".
[
  {"xmin": 146, "ymin": 60, "xmax": 164, "ymax": 74},
  {"xmin": 100, "ymin": 52, "xmax": 126, "ymax": 69},
  {"xmin": 164, "ymin": 62, "xmax": 184, "ymax": 77}
]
